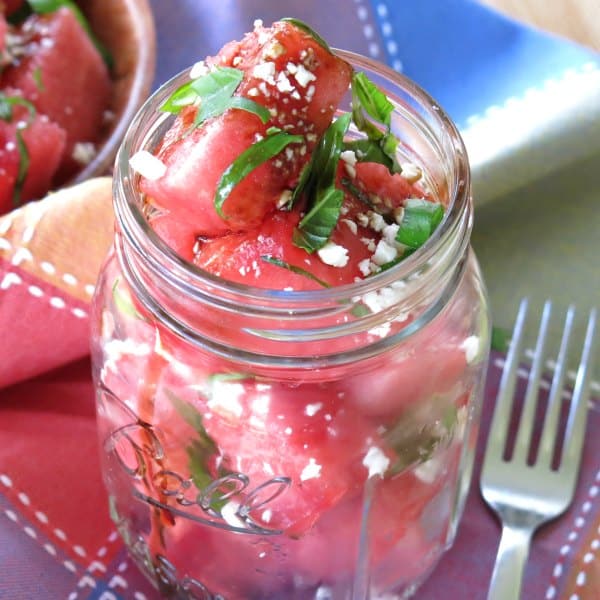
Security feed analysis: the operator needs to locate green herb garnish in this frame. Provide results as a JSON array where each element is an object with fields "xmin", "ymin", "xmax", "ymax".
[
  {"xmin": 112, "ymin": 278, "xmax": 146, "ymax": 320},
  {"xmin": 161, "ymin": 66, "xmax": 270, "ymax": 130},
  {"xmin": 0, "ymin": 93, "xmax": 37, "ymax": 207},
  {"xmin": 27, "ymin": 0, "xmax": 113, "ymax": 69},
  {"xmin": 168, "ymin": 392, "xmax": 230, "ymax": 511},
  {"xmin": 215, "ymin": 131, "xmax": 302, "ymax": 218},
  {"xmin": 292, "ymin": 113, "xmax": 351, "ymax": 252},
  {"xmin": 32, "ymin": 67, "xmax": 45, "ymax": 91},
  {"xmin": 491, "ymin": 326, "xmax": 511, "ymax": 353},
  {"xmin": 260, "ymin": 255, "xmax": 331, "ymax": 288},
  {"xmin": 395, "ymin": 199, "xmax": 444, "ymax": 250},
  {"xmin": 351, "ymin": 71, "xmax": 401, "ymax": 174},
  {"xmin": 281, "ymin": 18, "xmax": 330, "ymax": 51}
]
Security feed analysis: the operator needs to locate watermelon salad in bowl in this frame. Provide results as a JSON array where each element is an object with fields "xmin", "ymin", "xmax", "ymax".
[
  {"xmin": 90, "ymin": 18, "xmax": 491, "ymax": 599},
  {"xmin": 0, "ymin": 0, "xmax": 155, "ymax": 214}
]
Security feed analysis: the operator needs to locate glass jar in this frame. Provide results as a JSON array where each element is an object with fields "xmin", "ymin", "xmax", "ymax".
[{"xmin": 91, "ymin": 49, "xmax": 490, "ymax": 600}]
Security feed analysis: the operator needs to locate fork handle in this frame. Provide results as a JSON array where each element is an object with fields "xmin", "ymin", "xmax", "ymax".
[{"xmin": 487, "ymin": 524, "xmax": 533, "ymax": 600}]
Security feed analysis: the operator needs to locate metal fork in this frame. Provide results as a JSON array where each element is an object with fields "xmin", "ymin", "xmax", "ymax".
[{"xmin": 480, "ymin": 299, "xmax": 597, "ymax": 600}]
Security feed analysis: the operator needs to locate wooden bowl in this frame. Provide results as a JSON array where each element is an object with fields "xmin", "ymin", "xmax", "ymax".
[{"xmin": 72, "ymin": 0, "xmax": 156, "ymax": 184}]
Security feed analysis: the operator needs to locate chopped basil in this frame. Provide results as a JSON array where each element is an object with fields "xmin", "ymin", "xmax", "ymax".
[
  {"xmin": 343, "ymin": 138, "xmax": 394, "ymax": 171},
  {"xmin": 281, "ymin": 18, "xmax": 330, "ymax": 51},
  {"xmin": 351, "ymin": 72, "xmax": 402, "ymax": 174},
  {"xmin": 260, "ymin": 255, "xmax": 331, "ymax": 288},
  {"xmin": 292, "ymin": 113, "xmax": 350, "ymax": 252},
  {"xmin": 32, "ymin": 67, "xmax": 45, "ymax": 91},
  {"xmin": 13, "ymin": 130, "xmax": 30, "ymax": 207},
  {"xmin": 491, "ymin": 326, "xmax": 511, "ymax": 353},
  {"xmin": 112, "ymin": 278, "xmax": 146, "ymax": 320},
  {"xmin": 27, "ymin": 0, "xmax": 113, "ymax": 69},
  {"xmin": 293, "ymin": 187, "xmax": 344, "ymax": 252},
  {"xmin": 0, "ymin": 93, "xmax": 36, "ymax": 207},
  {"xmin": 161, "ymin": 67, "xmax": 269, "ymax": 130},
  {"xmin": 395, "ymin": 199, "xmax": 444, "ymax": 250},
  {"xmin": 215, "ymin": 131, "xmax": 302, "ymax": 218},
  {"xmin": 352, "ymin": 72, "xmax": 393, "ymax": 127},
  {"xmin": 168, "ymin": 391, "xmax": 229, "ymax": 511}
]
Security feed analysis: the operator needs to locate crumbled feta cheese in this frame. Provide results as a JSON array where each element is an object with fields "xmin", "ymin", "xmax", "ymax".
[
  {"xmin": 362, "ymin": 446, "xmax": 390, "ymax": 478},
  {"xmin": 247, "ymin": 87, "xmax": 259, "ymax": 97},
  {"xmin": 306, "ymin": 84, "xmax": 316, "ymax": 102},
  {"xmin": 356, "ymin": 213, "xmax": 369, "ymax": 228},
  {"xmin": 277, "ymin": 190, "xmax": 292, "ymax": 209},
  {"xmin": 71, "ymin": 142, "xmax": 96, "ymax": 165},
  {"xmin": 300, "ymin": 458, "xmax": 322, "ymax": 481},
  {"xmin": 461, "ymin": 335, "xmax": 481, "ymax": 364},
  {"xmin": 368, "ymin": 211, "xmax": 386, "ymax": 232},
  {"xmin": 340, "ymin": 150, "xmax": 357, "ymax": 166},
  {"xmin": 368, "ymin": 322, "xmax": 392, "ymax": 339},
  {"xmin": 382, "ymin": 224, "xmax": 401, "ymax": 249},
  {"xmin": 286, "ymin": 62, "xmax": 298, "ymax": 74},
  {"xmin": 393, "ymin": 207, "xmax": 405, "ymax": 224},
  {"xmin": 305, "ymin": 402, "xmax": 323, "ymax": 417},
  {"xmin": 208, "ymin": 381, "xmax": 245, "ymax": 417},
  {"xmin": 232, "ymin": 56, "xmax": 243, "ymax": 67},
  {"xmin": 400, "ymin": 161, "xmax": 422, "ymax": 183},
  {"xmin": 276, "ymin": 71, "xmax": 295, "ymax": 93},
  {"xmin": 253, "ymin": 18, "xmax": 264, "ymax": 28},
  {"xmin": 414, "ymin": 454, "xmax": 445, "ymax": 484},
  {"xmin": 293, "ymin": 64, "xmax": 317, "ymax": 87},
  {"xmin": 265, "ymin": 41, "xmax": 285, "ymax": 59},
  {"xmin": 358, "ymin": 258, "xmax": 372, "ymax": 277},
  {"xmin": 221, "ymin": 501, "xmax": 246, "ymax": 528},
  {"xmin": 262, "ymin": 509, "xmax": 272, "ymax": 523},
  {"xmin": 371, "ymin": 239, "xmax": 398, "ymax": 265},
  {"xmin": 189, "ymin": 60, "xmax": 209, "ymax": 79},
  {"xmin": 253, "ymin": 61, "xmax": 276, "ymax": 83},
  {"xmin": 129, "ymin": 150, "xmax": 167, "ymax": 181},
  {"xmin": 341, "ymin": 219, "xmax": 358, "ymax": 235},
  {"xmin": 317, "ymin": 241, "xmax": 349, "ymax": 268},
  {"xmin": 343, "ymin": 163, "xmax": 356, "ymax": 179}
]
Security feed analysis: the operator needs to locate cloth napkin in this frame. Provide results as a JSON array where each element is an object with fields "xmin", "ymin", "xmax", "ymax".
[{"xmin": 1, "ymin": 1, "xmax": 599, "ymax": 599}]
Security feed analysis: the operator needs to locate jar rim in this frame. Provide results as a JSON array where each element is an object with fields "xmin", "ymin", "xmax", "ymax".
[{"xmin": 113, "ymin": 48, "xmax": 471, "ymax": 306}]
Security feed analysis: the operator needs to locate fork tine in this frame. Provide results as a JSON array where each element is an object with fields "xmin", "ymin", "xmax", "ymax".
[
  {"xmin": 512, "ymin": 301, "xmax": 552, "ymax": 463},
  {"xmin": 538, "ymin": 305, "xmax": 576, "ymax": 469},
  {"xmin": 559, "ymin": 308, "xmax": 597, "ymax": 481},
  {"xmin": 485, "ymin": 299, "xmax": 529, "ymax": 462}
]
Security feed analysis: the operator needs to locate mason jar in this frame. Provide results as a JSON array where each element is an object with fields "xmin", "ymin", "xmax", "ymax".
[{"xmin": 90, "ymin": 49, "xmax": 491, "ymax": 600}]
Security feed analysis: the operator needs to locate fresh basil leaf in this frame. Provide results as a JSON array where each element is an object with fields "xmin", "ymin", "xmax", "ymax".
[
  {"xmin": 215, "ymin": 132, "xmax": 303, "ymax": 218},
  {"xmin": 395, "ymin": 199, "xmax": 444, "ymax": 250},
  {"xmin": 198, "ymin": 95, "xmax": 270, "ymax": 126},
  {"xmin": 344, "ymin": 139, "xmax": 393, "ymax": 171},
  {"xmin": 491, "ymin": 326, "xmax": 511, "ymax": 353},
  {"xmin": 293, "ymin": 187, "xmax": 344, "ymax": 252},
  {"xmin": 281, "ymin": 18, "xmax": 330, "ymax": 51},
  {"xmin": 292, "ymin": 114, "xmax": 350, "ymax": 251},
  {"xmin": 112, "ymin": 278, "xmax": 146, "ymax": 320},
  {"xmin": 260, "ymin": 255, "xmax": 331, "ymax": 288},
  {"xmin": 7, "ymin": 3, "xmax": 32, "ymax": 23},
  {"xmin": 27, "ymin": 0, "xmax": 113, "ymax": 69},
  {"xmin": 32, "ymin": 67, "xmax": 45, "ymax": 91},
  {"xmin": 12, "ymin": 130, "xmax": 30, "ymax": 208},
  {"xmin": 350, "ymin": 71, "xmax": 402, "ymax": 175},
  {"xmin": 0, "ymin": 93, "xmax": 36, "ymax": 123},
  {"xmin": 0, "ymin": 93, "xmax": 36, "ymax": 207},
  {"xmin": 160, "ymin": 80, "xmax": 198, "ymax": 114},
  {"xmin": 168, "ymin": 391, "xmax": 229, "ymax": 509},
  {"xmin": 352, "ymin": 71, "xmax": 393, "ymax": 127}
]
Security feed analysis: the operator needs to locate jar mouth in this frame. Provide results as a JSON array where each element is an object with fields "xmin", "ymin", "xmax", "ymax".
[{"xmin": 113, "ymin": 48, "xmax": 471, "ymax": 308}]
